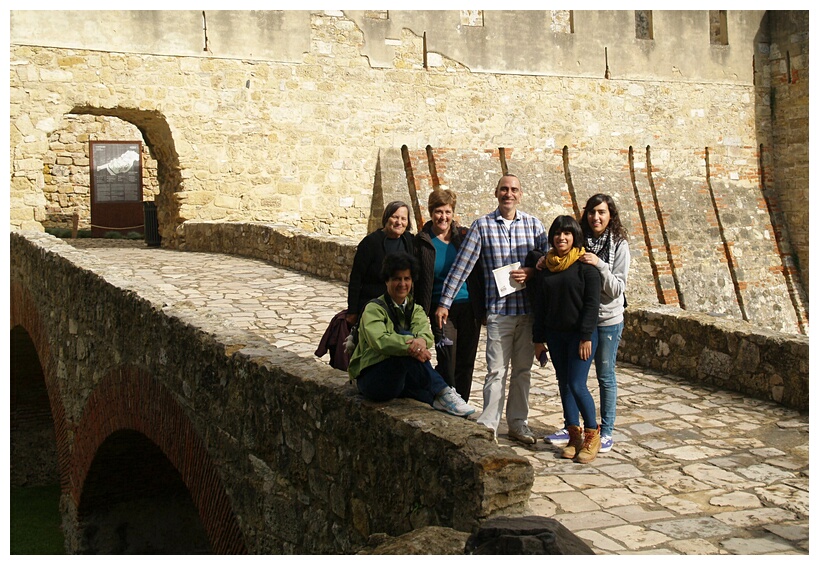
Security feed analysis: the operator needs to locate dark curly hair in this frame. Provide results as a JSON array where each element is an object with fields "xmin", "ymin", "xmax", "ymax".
[
  {"xmin": 580, "ymin": 193, "xmax": 627, "ymax": 243},
  {"xmin": 380, "ymin": 252, "xmax": 419, "ymax": 282},
  {"xmin": 547, "ymin": 215, "xmax": 584, "ymax": 249}
]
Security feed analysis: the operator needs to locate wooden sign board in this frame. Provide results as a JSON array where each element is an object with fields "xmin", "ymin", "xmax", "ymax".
[{"xmin": 89, "ymin": 141, "xmax": 144, "ymax": 237}]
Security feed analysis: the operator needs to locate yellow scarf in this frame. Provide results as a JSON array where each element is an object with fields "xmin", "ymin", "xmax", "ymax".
[{"xmin": 545, "ymin": 247, "xmax": 585, "ymax": 272}]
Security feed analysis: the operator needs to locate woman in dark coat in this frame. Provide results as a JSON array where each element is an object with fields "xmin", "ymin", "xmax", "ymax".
[
  {"xmin": 414, "ymin": 189, "xmax": 484, "ymax": 402},
  {"xmin": 346, "ymin": 201, "xmax": 415, "ymax": 325},
  {"xmin": 531, "ymin": 215, "xmax": 602, "ymax": 464}
]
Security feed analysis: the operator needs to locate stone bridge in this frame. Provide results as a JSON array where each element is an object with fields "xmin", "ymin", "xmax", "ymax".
[{"xmin": 9, "ymin": 231, "xmax": 808, "ymax": 554}]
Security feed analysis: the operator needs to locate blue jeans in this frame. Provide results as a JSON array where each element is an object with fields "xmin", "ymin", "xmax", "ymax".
[
  {"xmin": 356, "ymin": 356, "xmax": 449, "ymax": 406},
  {"xmin": 595, "ymin": 321, "xmax": 623, "ymax": 437},
  {"xmin": 545, "ymin": 329, "xmax": 598, "ymax": 430}
]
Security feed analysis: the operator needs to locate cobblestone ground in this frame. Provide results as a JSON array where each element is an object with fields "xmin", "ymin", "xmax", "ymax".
[{"xmin": 67, "ymin": 240, "xmax": 809, "ymax": 555}]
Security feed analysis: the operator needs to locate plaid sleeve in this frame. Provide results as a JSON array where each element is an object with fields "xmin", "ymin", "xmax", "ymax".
[{"xmin": 438, "ymin": 221, "xmax": 482, "ymax": 309}]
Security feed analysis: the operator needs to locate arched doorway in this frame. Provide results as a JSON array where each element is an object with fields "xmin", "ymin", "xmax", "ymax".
[
  {"xmin": 41, "ymin": 115, "xmax": 160, "ymax": 237},
  {"xmin": 65, "ymin": 106, "xmax": 184, "ymax": 247}
]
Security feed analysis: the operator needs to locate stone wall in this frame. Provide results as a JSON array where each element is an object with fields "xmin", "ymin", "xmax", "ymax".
[
  {"xmin": 10, "ymin": 231, "xmax": 532, "ymax": 554},
  {"xmin": 176, "ymin": 133, "xmax": 807, "ymax": 338},
  {"xmin": 181, "ymin": 221, "xmax": 808, "ymax": 412},
  {"xmin": 10, "ymin": 11, "xmax": 808, "ymax": 332},
  {"xmin": 181, "ymin": 221, "xmax": 357, "ymax": 283},
  {"xmin": 9, "ymin": 10, "xmax": 808, "ymax": 335},
  {"xmin": 7, "ymin": 11, "xmax": 778, "ymax": 238},
  {"xmin": 619, "ymin": 305, "xmax": 808, "ymax": 412},
  {"xmin": 766, "ymin": 11, "xmax": 809, "ymax": 288}
]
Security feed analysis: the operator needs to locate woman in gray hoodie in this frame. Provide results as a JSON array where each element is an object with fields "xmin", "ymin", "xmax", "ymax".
[{"xmin": 545, "ymin": 194, "xmax": 630, "ymax": 454}]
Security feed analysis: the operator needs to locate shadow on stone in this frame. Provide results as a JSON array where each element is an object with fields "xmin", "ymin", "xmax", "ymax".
[{"xmin": 465, "ymin": 516, "xmax": 595, "ymax": 555}]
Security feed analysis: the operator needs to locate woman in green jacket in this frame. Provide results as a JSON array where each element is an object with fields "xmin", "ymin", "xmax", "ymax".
[{"xmin": 348, "ymin": 252, "xmax": 476, "ymax": 417}]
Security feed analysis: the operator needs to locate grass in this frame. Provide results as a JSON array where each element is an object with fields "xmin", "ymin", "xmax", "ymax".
[
  {"xmin": 10, "ymin": 484, "xmax": 65, "ymax": 555},
  {"xmin": 44, "ymin": 227, "xmax": 72, "ymax": 238},
  {"xmin": 45, "ymin": 228, "xmax": 143, "ymax": 240}
]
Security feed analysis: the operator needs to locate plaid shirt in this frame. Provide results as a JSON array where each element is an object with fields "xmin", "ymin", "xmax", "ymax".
[{"xmin": 439, "ymin": 208, "xmax": 548, "ymax": 316}]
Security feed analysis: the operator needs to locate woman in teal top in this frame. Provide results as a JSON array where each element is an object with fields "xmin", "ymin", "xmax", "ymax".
[{"xmin": 414, "ymin": 189, "xmax": 484, "ymax": 402}]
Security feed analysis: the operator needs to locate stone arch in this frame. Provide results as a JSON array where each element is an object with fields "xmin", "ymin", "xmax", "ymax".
[
  {"xmin": 70, "ymin": 365, "xmax": 247, "ymax": 554},
  {"xmin": 9, "ymin": 280, "xmax": 71, "ymax": 491},
  {"xmin": 76, "ymin": 429, "xmax": 211, "ymax": 553},
  {"xmin": 42, "ymin": 113, "xmax": 160, "ymax": 231},
  {"xmin": 68, "ymin": 106, "xmax": 183, "ymax": 246},
  {"xmin": 10, "ymin": 325, "xmax": 58, "ymax": 486}
]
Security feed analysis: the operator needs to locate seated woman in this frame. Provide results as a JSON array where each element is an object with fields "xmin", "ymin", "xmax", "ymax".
[
  {"xmin": 531, "ymin": 216, "xmax": 602, "ymax": 463},
  {"xmin": 347, "ymin": 252, "xmax": 476, "ymax": 417}
]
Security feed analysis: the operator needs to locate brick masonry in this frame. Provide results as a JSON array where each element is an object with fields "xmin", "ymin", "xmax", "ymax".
[
  {"xmin": 68, "ymin": 365, "xmax": 245, "ymax": 554},
  {"xmin": 766, "ymin": 12, "xmax": 809, "ymax": 288}
]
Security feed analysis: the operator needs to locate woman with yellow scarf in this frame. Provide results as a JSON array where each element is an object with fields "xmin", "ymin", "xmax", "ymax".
[{"xmin": 531, "ymin": 215, "xmax": 602, "ymax": 463}]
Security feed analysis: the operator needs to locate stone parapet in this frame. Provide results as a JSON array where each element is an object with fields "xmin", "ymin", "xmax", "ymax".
[
  {"xmin": 181, "ymin": 220, "xmax": 358, "ymax": 283},
  {"xmin": 182, "ymin": 221, "xmax": 808, "ymax": 412},
  {"xmin": 620, "ymin": 302, "xmax": 808, "ymax": 411}
]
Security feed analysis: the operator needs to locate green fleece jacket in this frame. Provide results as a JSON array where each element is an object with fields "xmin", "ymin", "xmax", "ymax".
[{"xmin": 347, "ymin": 294, "xmax": 434, "ymax": 381}]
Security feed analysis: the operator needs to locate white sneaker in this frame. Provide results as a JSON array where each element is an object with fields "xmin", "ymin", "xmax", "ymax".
[
  {"xmin": 432, "ymin": 387, "xmax": 476, "ymax": 417},
  {"xmin": 545, "ymin": 428, "xmax": 570, "ymax": 445}
]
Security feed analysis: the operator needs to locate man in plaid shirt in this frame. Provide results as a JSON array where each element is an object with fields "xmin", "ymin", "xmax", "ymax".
[{"xmin": 435, "ymin": 174, "xmax": 548, "ymax": 444}]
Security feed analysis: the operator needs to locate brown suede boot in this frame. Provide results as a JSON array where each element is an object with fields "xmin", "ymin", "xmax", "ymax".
[
  {"xmin": 575, "ymin": 426, "xmax": 601, "ymax": 464},
  {"xmin": 560, "ymin": 426, "xmax": 584, "ymax": 459}
]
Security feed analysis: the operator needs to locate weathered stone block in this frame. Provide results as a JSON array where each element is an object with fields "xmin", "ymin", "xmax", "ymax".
[
  {"xmin": 465, "ymin": 515, "xmax": 594, "ymax": 555},
  {"xmin": 358, "ymin": 526, "xmax": 470, "ymax": 555}
]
